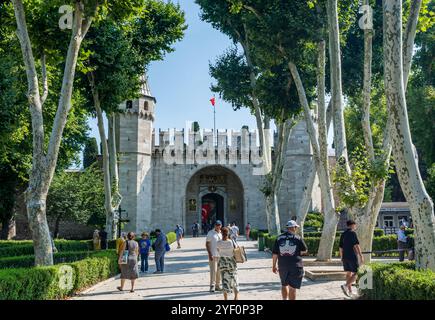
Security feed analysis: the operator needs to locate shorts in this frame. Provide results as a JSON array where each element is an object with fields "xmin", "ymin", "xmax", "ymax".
[
  {"xmin": 279, "ymin": 268, "xmax": 304, "ymax": 289},
  {"xmin": 342, "ymin": 259, "xmax": 359, "ymax": 273}
]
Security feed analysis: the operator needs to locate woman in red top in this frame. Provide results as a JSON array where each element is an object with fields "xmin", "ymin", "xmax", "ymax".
[{"xmin": 245, "ymin": 223, "xmax": 251, "ymax": 241}]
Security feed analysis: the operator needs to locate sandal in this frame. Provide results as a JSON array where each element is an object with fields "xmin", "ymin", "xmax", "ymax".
[
  {"xmin": 130, "ymin": 289, "xmax": 135, "ymax": 293},
  {"xmin": 117, "ymin": 286, "xmax": 123, "ymax": 291}
]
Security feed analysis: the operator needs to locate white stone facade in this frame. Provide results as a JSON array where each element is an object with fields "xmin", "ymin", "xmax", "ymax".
[{"xmin": 116, "ymin": 92, "xmax": 321, "ymax": 235}]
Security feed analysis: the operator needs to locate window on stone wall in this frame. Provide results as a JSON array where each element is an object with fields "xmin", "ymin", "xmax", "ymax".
[
  {"xmin": 126, "ymin": 100, "xmax": 133, "ymax": 109},
  {"xmin": 383, "ymin": 215, "xmax": 394, "ymax": 227},
  {"xmin": 144, "ymin": 101, "xmax": 149, "ymax": 111}
]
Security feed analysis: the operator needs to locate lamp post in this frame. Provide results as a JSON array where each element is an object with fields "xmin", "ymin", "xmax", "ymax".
[{"xmin": 116, "ymin": 206, "xmax": 129, "ymax": 238}]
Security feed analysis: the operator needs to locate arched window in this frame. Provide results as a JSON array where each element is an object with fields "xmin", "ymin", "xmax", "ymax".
[{"xmin": 144, "ymin": 101, "xmax": 149, "ymax": 111}]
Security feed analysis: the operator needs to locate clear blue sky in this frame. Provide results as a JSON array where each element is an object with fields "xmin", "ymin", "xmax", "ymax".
[
  {"xmin": 85, "ymin": 0, "xmax": 334, "ymax": 166},
  {"xmin": 87, "ymin": 0, "xmax": 260, "ymax": 152}
]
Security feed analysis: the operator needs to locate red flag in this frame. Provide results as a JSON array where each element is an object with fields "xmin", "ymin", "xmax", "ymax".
[{"xmin": 210, "ymin": 97, "xmax": 216, "ymax": 107}]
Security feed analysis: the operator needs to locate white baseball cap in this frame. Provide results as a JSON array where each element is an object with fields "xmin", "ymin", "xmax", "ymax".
[{"xmin": 286, "ymin": 220, "xmax": 300, "ymax": 228}]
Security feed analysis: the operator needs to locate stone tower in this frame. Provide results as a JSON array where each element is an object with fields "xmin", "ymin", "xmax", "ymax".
[{"xmin": 116, "ymin": 78, "xmax": 156, "ymax": 233}]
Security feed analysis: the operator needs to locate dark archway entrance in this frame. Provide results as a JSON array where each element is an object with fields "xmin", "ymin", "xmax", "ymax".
[
  {"xmin": 201, "ymin": 193, "xmax": 224, "ymax": 231},
  {"xmin": 185, "ymin": 165, "xmax": 244, "ymax": 236}
]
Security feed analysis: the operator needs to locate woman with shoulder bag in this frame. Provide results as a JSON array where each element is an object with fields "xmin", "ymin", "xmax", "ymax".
[
  {"xmin": 117, "ymin": 232, "xmax": 139, "ymax": 293},
  {"xmin": 216, "ymin": 227, "xmax": 239, "ymax": 300}
]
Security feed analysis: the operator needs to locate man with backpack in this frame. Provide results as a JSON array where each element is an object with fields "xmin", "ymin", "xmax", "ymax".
[{"xmin": 272, "ymin": 220, "xmax": 308, "ymax": 300}]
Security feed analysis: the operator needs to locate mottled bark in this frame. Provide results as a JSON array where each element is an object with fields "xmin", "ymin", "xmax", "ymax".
[
  {"xmin": 289, "ymin": 59, "xmax": 338, "ymax": 261},
  {"xmin": 13, "ymin": 0, "xmax": 95, "ymax": 265},
  {"xmin": 326, "ymin": 0, "xmax": 349, "ymax": 165},
  {"xmin": 108, "ymin": 114, "xmax": 121, "ymax": 240},
  {"xmin": 361, "ymin": 1, "xmax": 375, "ymax": 161},
  {"xmin": 383, "ymin": 0, "xmax": 435, "ymax": 271},
  {"xmin": 239, "ymin": 27, "xmax": 272, "ymax": 174},
  {"xmin": 402, "ymin": 0, "xmax": 422, "ymax": 89},
  {"xmin": 40, "ymin": 50, "xmax": 48, "ymax": 106},
  {"xmin": 89, "ymin": 73, "xmax": 114, "ymax": 239},
  {"xmin": 296, "ymin": 101, "xmax": 333, "ymax": 237},
  {"xmin": 265, "ymin": 116, "xmax": 292, "ymax": 234}
]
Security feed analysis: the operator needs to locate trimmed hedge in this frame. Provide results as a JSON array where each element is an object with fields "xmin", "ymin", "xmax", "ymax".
[
  {"xmin": 250, "ymin": 228, "xmax": 386, "ymax": 241},
  {"xmin": 373, "ymin": 229, "xmax": 385, "ymax": 237},
  {"xmin": 263, "ymin": 234, "xmax": 408, "ymax": 257},
  {"xmin": 0, "ymin": 250, "xmax": 116, "ymax": 269},
  {"xmin": 249, "ymin": 229, "xmax": 269, "ymax": 241},
  {"xmin": 0, "ymin": 240, "xmax": 92, "ymax": 258},
  {"xmin": 0, "ymin": 250, "xmax": 119, "ymax": 300},
  {"xmin": 358, "ymin": 262, "xmax": 435, "ymax": 300}
]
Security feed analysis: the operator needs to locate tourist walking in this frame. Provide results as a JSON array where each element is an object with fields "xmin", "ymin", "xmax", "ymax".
[
  {"xmin": 397, "ymin": 225, "xmax": 408, "ymax": 262},
  {"xmin": 192, "ymin": 221, "xmax": 200, "ymax": 238},
  {"xmin": 230, "ymin": 222, "xmax": 239, "ymax": 241},
  {"xmin": 272, "ymin": 220, "xmax": 308, "ymax": 300},
  {"xmin": 175, "ymin": 224, "xmax": 184, "ymax": 249},
  {"xmin": 217, "ymin": 227, "xmax": 239, "ymax": 300},
  {"xmin": 339, "ymin": 220, "xmax": 364, "ymax": 298},
  {"xmin": 138, "ymin": 232, "xmax": 151, "ymax": 273},
  {"xmin": 206, "ymin": 220, "xmax": 223, "ymax": 292},
  {"xmin": 153, "ymin": 229, "xmax": 167, "ymax": 274},
  {"xmin": 116, "ymin": 232, "xmax": 127, "ymax": 255},
  {"xmin": 93, "ymin": 229, "xmax": 101, "ymax": 251},
  {"xmin": 117, "ymin": 232, "xmax": 139, "ymax": 293},
  {"xmin": 99, "ymin": 228, "xmax": 108, "ymax": 250},
  {"xmin": 245, "ymin": 222, "xmax": 251, "ymax": 241}
]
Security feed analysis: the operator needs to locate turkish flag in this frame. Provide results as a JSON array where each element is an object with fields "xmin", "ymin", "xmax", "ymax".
[
  {"xmin": 202, "ymin": 203, "xmax": 211, "ymax": 222},
  {"xmin": 210, "ymin": 97, "xmax": 216, "ymax": 107}
]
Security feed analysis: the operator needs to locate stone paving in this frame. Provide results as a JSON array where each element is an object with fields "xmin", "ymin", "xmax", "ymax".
[{"xmin": 72, "ymin": 237, "xmax": 357, "ymax": 300}]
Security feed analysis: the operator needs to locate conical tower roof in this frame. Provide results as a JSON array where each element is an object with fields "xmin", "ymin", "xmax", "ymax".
[{"xmin": 141, "ymin": 75, "xmax": 152, "ymax": 97}]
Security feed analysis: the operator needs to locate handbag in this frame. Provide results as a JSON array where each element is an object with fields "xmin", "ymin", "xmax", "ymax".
[
  {"xmin": 165, "ymin": 236, "xmax": 170, "ymax": 252},
  {"xmin": 119, "ymin": 241, "xmax": 129, "ymax": 264},
  {"xmin": 232, "ymin": 239, "xmax": 247, "ymax": 263}
]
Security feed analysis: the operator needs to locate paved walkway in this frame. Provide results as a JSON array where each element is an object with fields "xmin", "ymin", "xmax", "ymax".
[{"xmin": 73, "ymin": 237, "xmax": 348, "ymax": 300}]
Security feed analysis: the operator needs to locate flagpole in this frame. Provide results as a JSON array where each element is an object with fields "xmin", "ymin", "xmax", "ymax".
[{"xmin": 213, "ymin": 95, "xmax": 216, "ymax": 146}]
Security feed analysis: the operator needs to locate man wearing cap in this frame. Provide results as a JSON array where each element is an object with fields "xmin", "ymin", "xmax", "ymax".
[
  {"xmin": 272, "ymin": 220, "xmax": 308, "ymax": 300},
  {"xmin": 206, "ymin": 220, "xmax": 223, "ymax": 292},
  {"xmin": 339, "ymin": 220, "xmax": 364, "ymax": 297}
]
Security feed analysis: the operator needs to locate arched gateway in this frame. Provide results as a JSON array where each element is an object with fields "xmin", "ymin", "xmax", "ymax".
[{"xmin": 185, "ymin": 166, "xmax": 245, "ymax": 235}]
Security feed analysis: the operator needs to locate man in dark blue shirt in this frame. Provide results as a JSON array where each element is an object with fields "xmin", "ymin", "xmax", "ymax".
[
  {"xmin": 272, "ymin": 220, "xmax": 308, "ymax": 300},
  {"xmin": 153, "ymin": 229, "xmax": 167, "ymax": 274},
  {"xmin": 339, "ymin": 220, "xmax": 364, "ymax": 297}
]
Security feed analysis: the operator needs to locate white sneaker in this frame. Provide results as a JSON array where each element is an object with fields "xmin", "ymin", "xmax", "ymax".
[{"xmin": 341, "ymin": 284, "xmax": 350, "ymax": 297}]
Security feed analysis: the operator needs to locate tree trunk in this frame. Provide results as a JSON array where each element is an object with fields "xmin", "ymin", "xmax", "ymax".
[
  {"xmin": 383, "ymin": 0, "xmax": 435, "ymax": 271},
  {"xmin": 361, "ymin": 0, "xmax": 375, "ymax": 161},
  {"xmin": 326, "ymin": 0, "xmax": 349, "ymax": 166},
  {"xmin": 12, "ymin": 0, "xmax": 93, "ymax": 266},
  {"xmin": 54, "ymin": 214, "xmax": 62, "ymax": 239},
  {"xmin": 91, "ymin": 81, "xmax": 114, "ymax": 239},
  {"xmin": 265, "ymin": 193, "xmax": 280, "ymax": 235},
  {"xmin": 289, "ymin": 59, "xmax": 338, "ymax": 260},
  {"xmin": 0, "ymin": 217, "xmax": 16, "ymax": 240},
  {"xmin": 108, "ymin": 115, "xmax": 119, "ymax": 185},
  {"xmin": 402, "ymin": 0, "xmax": 422, "ymax": 89},
  {"xmin": 296, "ymin": 160, "xmax": 316, "ymax": 237},
  {"xmin": 108, "ymin": 114, "xmax": 121, "ymax": 240},
  {"xmin": 296, "ymin": 101, "xmax": 333, "ymax": 236},
  {"xmin": 355, "ymin": 182, "xmax": 386, "ymax": 263}
]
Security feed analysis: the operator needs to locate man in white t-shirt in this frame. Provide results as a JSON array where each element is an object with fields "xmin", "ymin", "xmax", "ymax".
[{"xmin": 206, "ymin": 220, "xmax": 223, "ymax": 292}]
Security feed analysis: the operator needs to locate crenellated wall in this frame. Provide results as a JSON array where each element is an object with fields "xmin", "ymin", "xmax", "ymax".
[{"xmin": 116, "ymin": 89, "xmax": 321, "ymax": 235}]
